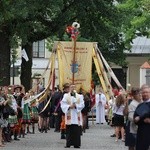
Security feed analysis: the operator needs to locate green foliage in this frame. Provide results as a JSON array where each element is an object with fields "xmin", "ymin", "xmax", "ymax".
[
  {"xmin": 118, "ymin": 0, "xmax": 150, "ymax": 46},
  {"xmin": 46, "ymin": 36, "xmax": 59, "ymax": 52},
  {"xmin": 0, "ymin": 0, "xmax": 132, "ymax": 66},
  {"xmin": 2, "ymin": 0, "xmax": 143, "ymax": 86}
]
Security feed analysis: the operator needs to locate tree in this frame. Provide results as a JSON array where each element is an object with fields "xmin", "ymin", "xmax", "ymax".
[
  {"xmin": 0, "ymin": 0, "xmax": 30, "ymax": 86},
  {"xmin": 0, "ymin": 0, "xmax": 128, "ymax": 89},
  {"xmin": 0, "ymin": 0, "xmax": 64, "ymax": 88},
  {"xmin": 0, "ymin": 31, "xmax": 10, "ymax": 85},
  {"xmin": 118, "ymin": 0, "xmax": 150, "ymax": 47}
]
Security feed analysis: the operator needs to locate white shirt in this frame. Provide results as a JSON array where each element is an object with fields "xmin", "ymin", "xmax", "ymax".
[
  {"xmin": 113, "ymin": 104, "xmax": 125, "ymax": 116},
  {"xmin": 128, "ymin": 99, "xmax": 140, "ymax": 134}
]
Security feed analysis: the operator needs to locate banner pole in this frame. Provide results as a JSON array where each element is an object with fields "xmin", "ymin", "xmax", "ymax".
[
  {"xmin": 66, "ymin": 22, "xmax": 80, "ymax": 85},
  {"xmin": 72, "ymin": 38, "xmax": 77, "ymax": 84}
]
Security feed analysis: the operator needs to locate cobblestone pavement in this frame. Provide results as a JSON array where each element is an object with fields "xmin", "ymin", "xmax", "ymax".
[{"xmin": 2, "ymin": 123, "xmax": 127, "ymax": 150}]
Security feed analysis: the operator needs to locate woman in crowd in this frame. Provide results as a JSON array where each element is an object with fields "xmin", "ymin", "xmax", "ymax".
[
  {"xmin": 6, "ymin": 87, "xmax": 19, "ymax": 141},
  {"xmin": 124, "ymin": 92, "xmax": 133, "ymax": 148},
  {"xmin": 38, "ymin": 90, "xmax": 51, "ymax": 133},
  {"xmin": 21, "ymin": 93, "xmax": 31, "ymax": 137},
  {"xmin": 126, "ymin": 87, "xmax": 142, "ymax": 150},
  {"xmin": 29, "ymin": 90, "xmax": 38, "ymax": 134},
  {"xmin": 113, "ymin": 94, "xmax": 126, "ymax": 142},
  {"xmin": 30, "ymin": 100, "xmax": 38, "ymax": 134}
]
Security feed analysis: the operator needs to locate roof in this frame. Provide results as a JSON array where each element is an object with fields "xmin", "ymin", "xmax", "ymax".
[
  {"xmin": 141, "ymin": 61, "xmax": 150, "ymax": 69},
  {"xmin": 126, "ymin": 36, "xmax": 150, "ymax": 55}
]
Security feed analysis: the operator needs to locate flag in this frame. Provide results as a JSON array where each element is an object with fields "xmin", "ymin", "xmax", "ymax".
[
  {"xmin": 21, "ymin": 49, "xmax": 29, "ymax": 61},
  {"xmin": 57, "ymin": 41, "xmax": 94, "ymax": 92}
]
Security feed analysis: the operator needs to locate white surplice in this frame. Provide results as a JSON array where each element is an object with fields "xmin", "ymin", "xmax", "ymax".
[
  {"xmin": 96, "ymin": 93, "xmax": 106, "ymax": 124},
  {"xmin": 61, "ymin": 92, "xmax": 84, "ymax": 126}
]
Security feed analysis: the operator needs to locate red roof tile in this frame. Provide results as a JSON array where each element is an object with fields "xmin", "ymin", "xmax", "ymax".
[{"xmin": 141, "ymin": 61, "xmax": 150, "ymax": 69}]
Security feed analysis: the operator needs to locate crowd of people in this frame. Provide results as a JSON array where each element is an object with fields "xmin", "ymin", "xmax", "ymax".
[
  {"xmin": 0, "ymin": 85, "xmax": 41, "ymax": 147},
  {"xmin": 0, "ymin": 83, "xmax": 149, "ymax": 149},
  {"xmin": 0, "ymin": 83, "xmax": 91, "ymax": 148},
  {"xmin": 104, "ymin": 85, "xmax": 150, "ymax": 150}
]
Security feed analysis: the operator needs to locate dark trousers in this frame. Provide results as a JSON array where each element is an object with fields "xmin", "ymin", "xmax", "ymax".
[
  {"xmin": 136, "ymin": 124, "xmax": 150, "ymax": 150},
  {"xmin": 49, "ymin": 115, "xmax": 55, "ymax": 128},
  {"xmin": 66, "ymin": 125, "xmax": 81, "ymax": 147},
  {"xmin": 54, "ymin": 114, "xmax": 61, "ymax": 131}
]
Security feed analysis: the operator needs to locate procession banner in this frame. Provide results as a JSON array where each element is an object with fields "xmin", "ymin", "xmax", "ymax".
[{"xmin": 57, "ymin": 41, "xmax": 94, "ymax": 92}]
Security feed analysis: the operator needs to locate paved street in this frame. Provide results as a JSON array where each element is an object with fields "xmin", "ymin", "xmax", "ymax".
[{"xmin": 2, "ymin": 123, "xmax": 127, "ymax": 150}]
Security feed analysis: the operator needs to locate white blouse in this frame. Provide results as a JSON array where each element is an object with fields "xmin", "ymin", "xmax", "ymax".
[{"xmin": 113, "ymin": 104, "xmax": 125, "ymax": 116}]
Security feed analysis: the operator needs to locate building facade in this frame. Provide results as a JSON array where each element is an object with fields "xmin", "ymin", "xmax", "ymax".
[{"xmin": 126, "ymin": 36, "xmax": 150, "ymax": 89}]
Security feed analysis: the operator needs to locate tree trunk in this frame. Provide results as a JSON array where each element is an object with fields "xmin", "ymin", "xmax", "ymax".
[
  {"xmin": 0, "ymin": 31, "xmax": 11, "ymax": 86},
  {"xmin": 20, "ymin": 43, "xmax": 33, "ymax": 92}
]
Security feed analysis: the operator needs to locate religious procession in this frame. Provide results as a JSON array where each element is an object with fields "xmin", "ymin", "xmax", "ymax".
[
  {"xmin": 0, "ymin": 1, "xmax": 150, "ymax": 149},
  {"xmin": 0, "ymin": 21, "xmax": 150, "ymax": 150},
  {"xmin": 0, "ymin": 83, "xmax": 150, "ymax": 149}
]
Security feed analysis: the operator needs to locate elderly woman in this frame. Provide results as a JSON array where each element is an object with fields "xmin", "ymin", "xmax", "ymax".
[{"xmin": 126, "ymin": 88, "xmax": 142, "ymax": 150}]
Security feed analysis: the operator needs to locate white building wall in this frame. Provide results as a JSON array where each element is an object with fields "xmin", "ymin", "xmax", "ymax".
[
  {"xmin": 126, "ymin": 56, "xmax": 150, "ymax": 88},
  {"xmin": 10, "ymin": 40, "xmax": 59, "ymax": 88},
  {"xmin": 140, "ymin": 69, "xmax": 146, "ymax": 87}
]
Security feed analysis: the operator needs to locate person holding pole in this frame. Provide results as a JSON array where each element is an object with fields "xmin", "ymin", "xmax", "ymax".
[{"xmin": 61, "ymin": 84, "xmax": 84, "ymax": 148}]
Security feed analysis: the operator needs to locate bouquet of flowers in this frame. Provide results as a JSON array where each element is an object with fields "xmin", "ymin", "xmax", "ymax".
[{"xmin": 66, "ymin": 22, "xmax": 80, "ymax": 40}]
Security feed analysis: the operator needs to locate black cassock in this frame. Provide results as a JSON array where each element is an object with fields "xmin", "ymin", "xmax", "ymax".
[
  {"xmin": 66, "ymin": 125, "xmax": 81, "ymax": 148},
  {"xmin": 134, "ymin": 101, "xmax": 150, "ymax": 150}
]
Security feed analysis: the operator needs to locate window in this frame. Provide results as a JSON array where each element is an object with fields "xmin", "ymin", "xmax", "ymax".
[
  {"xmin": 146, "ymin": 69, "xmax": 150, "ymax": 86},
  {"xmin": 33, "ymin": 40, "xmax": 45, "ymax": 58}
]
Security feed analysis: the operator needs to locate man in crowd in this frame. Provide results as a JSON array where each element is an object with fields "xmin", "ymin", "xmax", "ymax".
[
  {"xmin": 61, "ymin": 84, "xmax": 84, "ymax": 148},
  {"xmin": 60, "ymin": 83, "xmax": 70, "ymax": 139},
  {"xmin": 51, "ymin": 87, "xmax": 62, "ymax": 132},
  {"xmin": 134, "ymin": 85, "xmax": 150, "ymax": 150}
]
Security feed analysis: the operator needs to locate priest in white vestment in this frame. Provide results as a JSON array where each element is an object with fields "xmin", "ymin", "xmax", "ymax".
[
  {"xmin": 96, "ymin": 88, "xmax": 107, "ymax": 124},
  {"xmin": 61, "ymin": 84, "xmax": 84, "ymax": 148}
]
